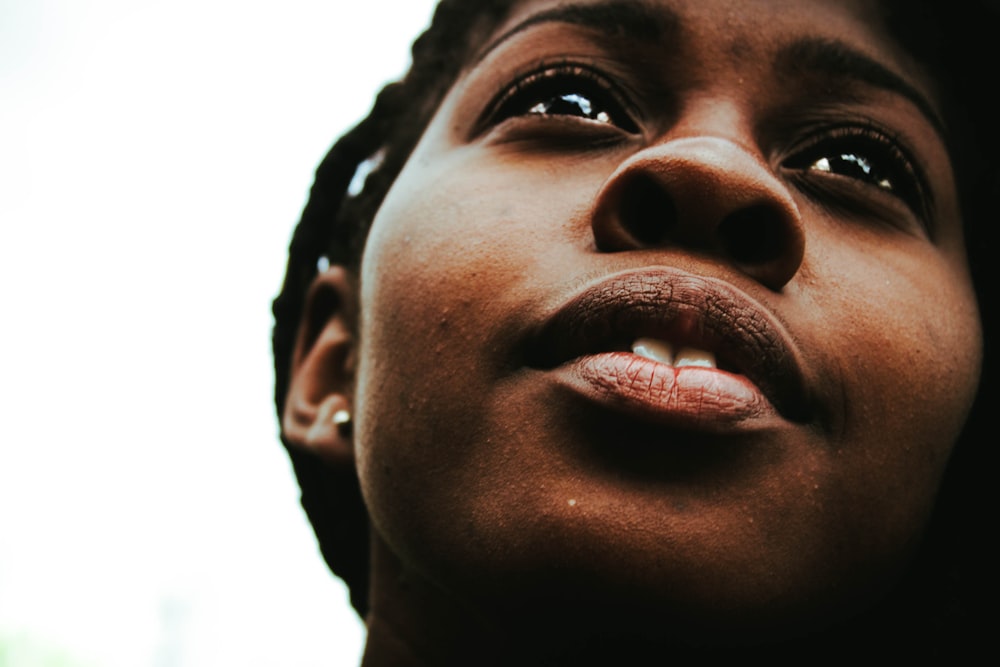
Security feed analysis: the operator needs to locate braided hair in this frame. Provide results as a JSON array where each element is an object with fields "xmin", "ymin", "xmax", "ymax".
[{"xmin": 272, "ymin": 0, "xmax": 999, "ymax": 634}]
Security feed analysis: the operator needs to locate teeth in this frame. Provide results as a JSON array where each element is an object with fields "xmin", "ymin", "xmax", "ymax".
[
  {"xmin": 631, "ymin": 338, "xmax": 674, "ymax": 364},
  {"xmin": 631, "ymin": 339, "xmax": 716, "ymax": 369},
  {"xmin": 674, "ymin": 346, "xmax": 716, "ymax": 368}
]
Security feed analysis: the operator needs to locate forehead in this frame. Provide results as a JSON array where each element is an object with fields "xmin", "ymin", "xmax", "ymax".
[
  {"xmin": 496, "ymin": 0, "xmax": 886, "ymax": 39},
  {"xmin": 476, "ymin": 0, "xmax": 942, "ymax": 125}
]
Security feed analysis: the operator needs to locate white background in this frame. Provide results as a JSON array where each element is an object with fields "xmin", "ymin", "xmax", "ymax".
[{"xmin": 0, "ymin": 1, "xmax": 438, "ymax": 664}]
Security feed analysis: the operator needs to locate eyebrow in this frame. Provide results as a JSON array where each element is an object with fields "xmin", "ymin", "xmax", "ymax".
[
  {"xmin": 472, "ymin": 3, "xmax": 948, "ymax": 142},
  {"xmin": 775, "ymin": 38, "xmax": 948, "ymax": 139},
  {"xmin": 473, "ymin": 0, "xmax": 680, "ymax": 65}
]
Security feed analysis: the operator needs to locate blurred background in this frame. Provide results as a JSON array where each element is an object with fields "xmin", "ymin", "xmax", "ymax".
[{"xmin": 0, "ymin": 0, "xmax": 438, "ymax": 664}]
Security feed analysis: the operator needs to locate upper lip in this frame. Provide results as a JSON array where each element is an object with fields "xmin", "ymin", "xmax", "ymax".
[{"xmin": 528, "ymin": 267, "xmax": 812, "ymax": 422}]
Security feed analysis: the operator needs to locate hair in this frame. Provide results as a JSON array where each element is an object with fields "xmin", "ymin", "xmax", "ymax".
[{"xmin": 272, "ymin": 0, "xmax": 998, "ymax": 645}]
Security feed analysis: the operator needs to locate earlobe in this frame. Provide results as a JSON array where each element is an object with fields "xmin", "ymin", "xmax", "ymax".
[{"xmin": 282, "ymin": 266, "xmax": 356, "ymax": 465}]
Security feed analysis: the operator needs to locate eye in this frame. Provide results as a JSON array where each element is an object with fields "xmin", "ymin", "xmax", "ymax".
[
  {"xmin": 480, "ymin": 64, "xmax": 640, "ymax": 134},
  {"xmin": 783, "ymin": 125, "xmax": 930, "ymax": 225},
  {"xmin": 809, "ymin": 153, "xmax": 892, "ymax": 191}
]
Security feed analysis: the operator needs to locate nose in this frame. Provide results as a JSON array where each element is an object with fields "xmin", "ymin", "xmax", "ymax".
[{"xmin": 591, "ymin": 136, "xmax": 805, "ymax": 291}]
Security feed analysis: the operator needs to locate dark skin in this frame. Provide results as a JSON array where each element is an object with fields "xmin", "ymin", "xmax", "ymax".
[{"xmin": 283, "ymin": 0, "xmax": 982, "ymax": 663}]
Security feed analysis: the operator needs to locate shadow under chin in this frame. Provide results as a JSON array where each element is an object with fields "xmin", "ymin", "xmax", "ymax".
[{"xmin": 486, "ymin": 574, "xmax": 980, "ymax": 666}]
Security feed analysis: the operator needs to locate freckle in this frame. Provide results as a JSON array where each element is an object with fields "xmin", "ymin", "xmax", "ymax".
[{"xmin": 568, "ymin": 499, "xmax": 577, "ymax": 507}]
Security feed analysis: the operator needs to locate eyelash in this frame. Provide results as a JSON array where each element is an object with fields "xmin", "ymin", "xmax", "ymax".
[
  {"xmin": 781, "ymin": 124, "xmax": 931, "ymax": 225},
  {"xmin": 481, "ymin": 66, "xmax": 931, "ymax": 226},
  {"xmin": 479, "ymin": 63, "xmax": 640, "ymax": 134}
]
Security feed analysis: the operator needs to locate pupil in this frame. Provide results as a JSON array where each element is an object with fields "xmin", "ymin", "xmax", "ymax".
[
  {"xmin": 836, "ymin": 153, "xmax": 893, "ymax": 191},
  {"xmin": 840, "ymin": 153, "xmax": 872, "ymax": 176},
  {"xmin": 558, "ymin": 93, "xmax": 593, "ymax": 116},
  {"xmin": 530, "ymin": 93, "xmax": 608, "ymax": 122}
]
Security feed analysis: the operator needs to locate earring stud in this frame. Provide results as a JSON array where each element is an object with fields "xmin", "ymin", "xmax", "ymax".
[{"xmin": 332, "ymin": 409, "xmax": 352, "ymax": 436}]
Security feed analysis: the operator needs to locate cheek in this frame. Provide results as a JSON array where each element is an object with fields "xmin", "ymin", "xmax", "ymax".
[
  {"xmin": 353, "ymin": 187, "xmax": 487, "ymax": 518},
  {"xmin": 801, "ymin": 228, "xmax": 981, "ymax": 536},
  {"xmin": 350, "ymin": 156, "xmax": 577, "ymax": 549}
]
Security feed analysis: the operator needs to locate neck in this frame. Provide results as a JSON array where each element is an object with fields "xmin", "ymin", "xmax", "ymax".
[
  {"xmin": 361, "ymin": 534, "xmax": 504, "ymax": 667},
  {"xmin": 357, "ymin": 532, "xmax": 955, "ymax": 666},
  {"xmin": 359, "ymin": 533, "xmax": 771, "ymax": 666}
]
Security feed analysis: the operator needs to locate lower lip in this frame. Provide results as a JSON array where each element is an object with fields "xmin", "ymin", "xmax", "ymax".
[{"xmin": 552, "ymin": 352, "xmax": 779, "ymax": 431}]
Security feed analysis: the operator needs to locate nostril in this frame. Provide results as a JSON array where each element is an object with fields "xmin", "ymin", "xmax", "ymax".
[
  {"xmin": 718, "ymin": 205, "xmax": 792, "ymax": 265},
  {"xmin": 619, "ymin": 174, "xmax": 677, "ymax": 246}
]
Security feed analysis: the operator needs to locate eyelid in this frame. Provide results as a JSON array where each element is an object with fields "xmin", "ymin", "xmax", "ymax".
[
  {"xmin": 782, "ymin": 122, "xmax": 934, "ymax": 229},
  {"xmin": 474, "ymin": 61, "xmax": 642, "ymax": 136}
]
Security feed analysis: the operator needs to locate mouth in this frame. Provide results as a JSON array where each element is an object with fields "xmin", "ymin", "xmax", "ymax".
[{"xmin": 528, "ymin": 267, "xmax": 812, "ymax": 429}]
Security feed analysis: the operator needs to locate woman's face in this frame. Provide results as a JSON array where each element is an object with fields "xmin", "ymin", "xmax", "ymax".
[{"xmin": 353, "ymin": 0, "xmax": 981, "ymax": 634}]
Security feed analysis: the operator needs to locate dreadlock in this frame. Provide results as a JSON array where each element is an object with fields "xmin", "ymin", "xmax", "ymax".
[{"xmin": 272, "ymin": 0, "xmax": 999, "ymax": 633}]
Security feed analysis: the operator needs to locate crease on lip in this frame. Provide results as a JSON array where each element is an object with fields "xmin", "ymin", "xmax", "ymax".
[{"xmin": 527, "ymin": 267, "xmax": 812, "ymax": 422}]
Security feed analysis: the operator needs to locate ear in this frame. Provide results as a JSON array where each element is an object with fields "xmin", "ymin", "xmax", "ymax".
[{"xmin": 282, "ymin": 266, "xmax": 357, "ymax": 465}]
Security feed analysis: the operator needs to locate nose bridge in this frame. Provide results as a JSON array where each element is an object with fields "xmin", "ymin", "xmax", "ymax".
[{"xmin": 591, "ymin": 133, "xmax": 806, "ymax": 291}]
